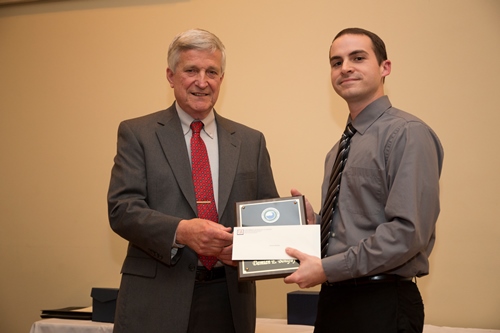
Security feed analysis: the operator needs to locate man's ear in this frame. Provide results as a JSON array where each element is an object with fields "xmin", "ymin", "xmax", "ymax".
[
  {"xmin": 381, "ymin": 59, "xmax": 391, "ymax": 78},
  {"xmin": 166, "ymin": 68, "xmax": 175, "ymax": 88}
]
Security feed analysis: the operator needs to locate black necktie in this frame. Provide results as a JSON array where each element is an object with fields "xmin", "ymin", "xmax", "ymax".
[{"xmin": 320, "ymin": 123, "xmax": 357, "ymax": 258}]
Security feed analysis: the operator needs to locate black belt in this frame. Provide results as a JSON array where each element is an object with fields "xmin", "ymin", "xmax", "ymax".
[
  {"xmin": 324, "ymin": 274, "xmax": 413, "ymax": 287},
  {"xmin": 195, "ymin": 266, "xmax": 226, "ymax": 282}
]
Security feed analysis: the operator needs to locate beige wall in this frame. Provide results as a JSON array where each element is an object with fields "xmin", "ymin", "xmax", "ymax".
[{"xmin": 1, "ymin": 0, "xmax": 499, "ymax": 332}]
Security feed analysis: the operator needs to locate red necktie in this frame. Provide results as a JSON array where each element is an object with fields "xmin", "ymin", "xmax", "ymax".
[{"xmin": 190, "ymin": 121, "xmax": 218, "ymax": 270}]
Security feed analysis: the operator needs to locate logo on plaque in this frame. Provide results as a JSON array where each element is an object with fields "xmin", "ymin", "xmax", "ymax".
[{"xmin": 261, "ymin": 208, "xmax": 280, "ymax": 223}]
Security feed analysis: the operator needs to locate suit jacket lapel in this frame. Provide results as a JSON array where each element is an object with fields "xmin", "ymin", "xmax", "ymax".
[
  {"xmin": 155, "ymin": 104, "xmax": 197, "ymax": 214},
  {"xmin": 216, "ymin": 113, "xmax": 240, "ymax": 222},
  {"xmin": 154, "ymin": 107, "xmax": 241, "ymax": 221}
]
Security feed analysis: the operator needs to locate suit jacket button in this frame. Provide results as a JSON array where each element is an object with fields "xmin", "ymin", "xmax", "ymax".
[{"xmin": 188, "ymin": 264, "xmax": 195, "ymax": 271}]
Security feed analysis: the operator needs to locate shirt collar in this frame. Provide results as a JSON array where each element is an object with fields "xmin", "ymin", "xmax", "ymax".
[
  {"xmin": 350, "ymin": 95, "xmax": 392, "ymax": 135},
  {"xmin": 175, "ymin": 102, "xmax": 216, "ymax": 139}
]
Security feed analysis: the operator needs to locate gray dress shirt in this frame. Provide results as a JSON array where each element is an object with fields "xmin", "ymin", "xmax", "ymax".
[{"xmin": 321, "ymin": 96, "xmax": 444, "ymax": 283}]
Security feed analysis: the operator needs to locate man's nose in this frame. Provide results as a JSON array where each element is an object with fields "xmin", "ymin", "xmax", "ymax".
[
  {"xmin": 195, "ymin": 71, "xmax": 209, "ymax": 87},
  {"xmin": 341, "ymin": 61, "xmax": 354, "ymax": 74}
]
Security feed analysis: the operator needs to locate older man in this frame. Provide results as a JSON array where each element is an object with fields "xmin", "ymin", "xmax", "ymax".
[{"xmin": 108, "ymin": 29, "xmax": 279, "ymax": 333}]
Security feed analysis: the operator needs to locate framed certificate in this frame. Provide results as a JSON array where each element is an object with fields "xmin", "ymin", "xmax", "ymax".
[{"xmin": 235, "ymin": 196, "xmax": 307, "ymax": 281}]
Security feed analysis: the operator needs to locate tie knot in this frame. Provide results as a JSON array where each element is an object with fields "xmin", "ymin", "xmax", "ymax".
[
  {"xmin": 191, "ymin": 121, "xmax": 204, "ymax": 134},
  {"xmin": 344, "ymin": 123, "xmax": 357, "ymax": 138}
]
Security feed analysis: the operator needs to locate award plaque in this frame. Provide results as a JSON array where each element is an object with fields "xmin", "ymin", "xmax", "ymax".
[{"xmin": 235, "ymin": 195, "xmax": 307, "ymax": 281}]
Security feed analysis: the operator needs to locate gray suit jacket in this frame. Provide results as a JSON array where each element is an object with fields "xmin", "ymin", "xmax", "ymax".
[{"xmin": 108, "ymin": 103, "xmax": 279, "ymax": 333}]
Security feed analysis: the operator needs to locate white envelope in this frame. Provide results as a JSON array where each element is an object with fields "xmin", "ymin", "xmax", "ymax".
[{"xmin": 232, "ymin": 225, "xmax": 320, "ymax": 260}]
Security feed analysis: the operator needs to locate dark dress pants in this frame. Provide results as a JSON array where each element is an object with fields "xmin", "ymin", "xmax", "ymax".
[
  {"xmin": 314, "ymin": 280, "xmax": 424, "ymax": 333},
  {"xmin": 187, "ymin": 276, "xmax": 236, "ymax": 333}
]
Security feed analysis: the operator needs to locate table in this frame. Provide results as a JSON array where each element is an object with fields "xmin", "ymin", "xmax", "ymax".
[
  {"xmin": 28, "ymin": 318, "xmax": 313, "ymax": 333},
  {"xmin": 29, "ymin": 318, "xmax": 112, "ymax": 333},
  {"xmin": 29, "ymin": 318, "xmax": 500, "ymax": 333}
]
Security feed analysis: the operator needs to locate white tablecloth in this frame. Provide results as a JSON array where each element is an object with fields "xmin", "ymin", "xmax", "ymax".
[
  {"xmin": 29, "ymin": 318, "xmax": 112, "ymax": 333},
  {"xmin": 29, "ymin": 318, "xmax": 500, "ymax": 333}
]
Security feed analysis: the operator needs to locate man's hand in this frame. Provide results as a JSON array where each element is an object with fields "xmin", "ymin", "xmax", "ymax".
[
  {"xmin": 218, "ymin": 244, "xmax": 238, "ymax": 266},
  {"xmin": 176, "ymin": 218, "xmax": 233, "ymax": 256},
  {"xmin": 284, "ymin": 247, "xmax": 327, "ymax": 288},
  {"xmin": 290, "ymin": 188, "xmax": 316, "ymax": 224}
]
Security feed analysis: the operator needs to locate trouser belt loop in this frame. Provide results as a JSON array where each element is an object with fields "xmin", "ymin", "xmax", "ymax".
[
  {"xmin": 323, "ymin": 274, "xmax": 414, "ymax": 287},
  {"xmin": 195, "ymin": 266, "xmax": 226, "ymax": 282}
]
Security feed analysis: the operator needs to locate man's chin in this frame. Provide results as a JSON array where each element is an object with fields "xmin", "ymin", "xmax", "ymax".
[
  {"xmin": 336, "ymin": 87, "xmax": 360, "ymax": 100},
  {"xmin": 184, "ymin": 103, "xmax": 215, "ymax": 118}
]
